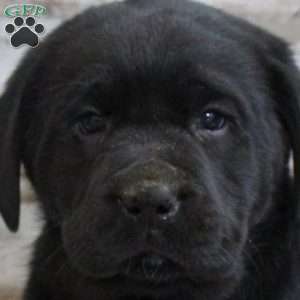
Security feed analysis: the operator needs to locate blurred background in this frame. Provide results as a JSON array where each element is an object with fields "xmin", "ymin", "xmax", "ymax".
[{"xmin": 0, "ymin": 0, "xmax": 299, "ymax": 299}]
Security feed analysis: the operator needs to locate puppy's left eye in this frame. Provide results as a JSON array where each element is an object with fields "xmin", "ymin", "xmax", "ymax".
[
  {"xmin": 75, "ymin": 113, "xmax": 106, "ymax": 135},
  {"xmin": 199, "ymin": 111, "xmax": 227, "ymax": 131}
]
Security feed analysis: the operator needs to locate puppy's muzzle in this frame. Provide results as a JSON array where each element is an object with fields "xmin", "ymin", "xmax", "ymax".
[{"xmin": 110, "ymin": 161, "xmax": 186, "ymax": 223}]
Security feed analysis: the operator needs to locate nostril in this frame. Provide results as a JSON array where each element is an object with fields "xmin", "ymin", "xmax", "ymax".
[
  {"xmin": 119, "ymin": 197, "xmax": 142, "ymax": 217},
  {"xmin": 156, "ymin": 204, "xmax": 171, "ymax": 215},
  {"xmin": 156, "ymin": 198, "xmax": 180, "ymax": 219}
]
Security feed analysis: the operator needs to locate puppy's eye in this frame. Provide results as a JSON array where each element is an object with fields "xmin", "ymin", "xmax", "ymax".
[
  {"xmin": 75, "ymin": 113, "xmax": 106, "ymax": 135},
  {"xmin": 199, "ymin": 111, "xmax": 226, "ymax": 131}
]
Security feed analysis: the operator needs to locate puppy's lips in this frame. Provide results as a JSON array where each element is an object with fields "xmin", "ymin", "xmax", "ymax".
[{"xmin": 120, "ymin": 253, "xmax": 184, "ymax": 283}]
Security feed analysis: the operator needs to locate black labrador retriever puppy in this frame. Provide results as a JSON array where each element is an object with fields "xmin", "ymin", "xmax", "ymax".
[{"xmin": 1, "ymin": 0, "xmax": 300, "ymax": 299}]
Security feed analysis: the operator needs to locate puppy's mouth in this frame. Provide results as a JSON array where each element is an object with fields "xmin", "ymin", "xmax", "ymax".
[{"xmin": 120, "ymin": 253, "xmax": 185, "ymax": 284}]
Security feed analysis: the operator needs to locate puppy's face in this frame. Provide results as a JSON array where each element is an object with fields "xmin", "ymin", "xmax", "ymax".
[{"xmin": 2, "ymin": 1, "xmax": 298, "ymax": 300}]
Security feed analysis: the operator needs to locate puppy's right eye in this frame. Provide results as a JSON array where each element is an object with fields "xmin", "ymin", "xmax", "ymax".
[
  {"xmin": 199, "ymin": 110, "xmax": 226, "ymax": 131},
  {"xmin": 75, "ymin": 113, "xmax": 106, "ymax": 135}
]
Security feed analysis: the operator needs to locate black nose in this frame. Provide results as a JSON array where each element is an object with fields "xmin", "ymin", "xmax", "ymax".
[{"xmin": 119, "ymin": 183, "xmax": 180, "ymax": 221}]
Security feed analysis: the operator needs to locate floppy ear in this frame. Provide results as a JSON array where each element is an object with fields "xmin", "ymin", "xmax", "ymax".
[
  {"xmin": 267, "ymin": 45, "xmax": 300, "ymax": 219},
  {"xmin": 0, "ymin": 50, "xmax": 38, "ymax": 232},
  {"xmin": 0, "ymin": 79, "xmax": 22, "ymax": 231}
]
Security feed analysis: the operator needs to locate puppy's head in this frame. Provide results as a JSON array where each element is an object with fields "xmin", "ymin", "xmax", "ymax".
[{"xmin": 1, "ymin": 0, "xmax": 300, "ymax": 299}]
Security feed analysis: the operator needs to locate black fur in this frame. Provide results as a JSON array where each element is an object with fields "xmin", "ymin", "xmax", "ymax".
[{"xmin": 1, "ymin": 0, "xmax": 300, "ymax": 299}]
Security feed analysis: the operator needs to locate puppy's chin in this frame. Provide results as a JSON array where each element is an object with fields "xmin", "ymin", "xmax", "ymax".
[
  {"xmin": 62, "ymin": 235, "xmax": 244, "ymax": 300},
  {"xmin": 62, "ymin": 255, "xmax": 242, "ymax": 300},
  {"xmin": 64, "ymin": 261, "xmax": 242, "ymax": 300}
]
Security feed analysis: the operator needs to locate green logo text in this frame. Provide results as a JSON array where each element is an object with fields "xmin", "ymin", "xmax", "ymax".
[{"xmin": 4, "ymin": 4, "xmax": 47, "ymax": 18}]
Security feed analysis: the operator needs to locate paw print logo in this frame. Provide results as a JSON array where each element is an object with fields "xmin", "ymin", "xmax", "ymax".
[{"xmin": 5, "ymin": 16, "xmax": 44, "ymax": 48}]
